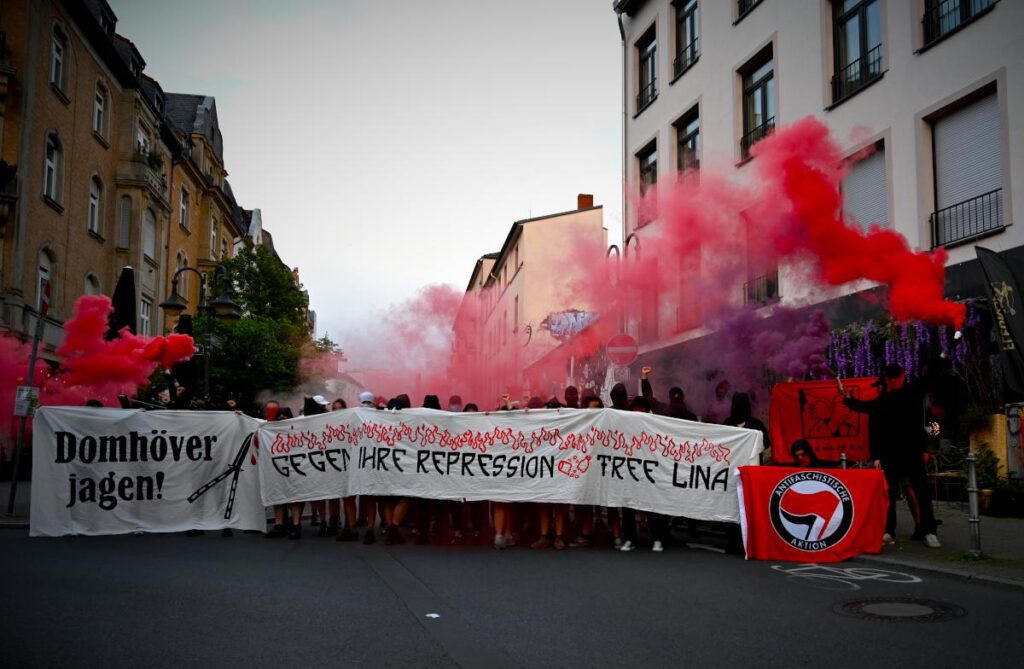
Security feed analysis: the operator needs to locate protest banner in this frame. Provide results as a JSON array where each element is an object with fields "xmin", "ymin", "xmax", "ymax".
[
  {"xmin": 257, "ymin": 407, "xmax": 763, "ymax": 522},
  {"xmin": 769, "ymin": 378, "xmax": 880, "ymax": 463},
  {"xmin": 736, "ymin": 465, "xmax": 887, "ymax": 562},
  {"xmin": 30, "ymin": 407, "xmax": 264, "ymax": 537}
]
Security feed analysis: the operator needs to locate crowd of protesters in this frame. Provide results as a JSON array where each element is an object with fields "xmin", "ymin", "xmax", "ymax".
[
  {"xmin": 248, "ymin": 366, "xmax": 777, "ymax": 553},
  {"xmin": 138, "ymin": 358, "xmax": 959, "ymax": 551}
]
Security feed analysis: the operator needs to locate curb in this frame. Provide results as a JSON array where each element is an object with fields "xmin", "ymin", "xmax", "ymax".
[{"xmin": 857, "ymin": 553, "xmax": 1024, "ymax": 591}]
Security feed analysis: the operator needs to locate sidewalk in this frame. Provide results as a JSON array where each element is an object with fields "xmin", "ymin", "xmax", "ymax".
[{"xmin": 857, "ymin": 500, "xmax": 1024, "ymax": 588}]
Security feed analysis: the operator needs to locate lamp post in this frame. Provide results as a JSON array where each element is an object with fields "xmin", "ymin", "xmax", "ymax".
[{"xmin": 159, "ymin": 265, "xmax": 239, "ymax": 404}]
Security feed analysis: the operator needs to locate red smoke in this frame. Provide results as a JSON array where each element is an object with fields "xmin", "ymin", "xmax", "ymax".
[
  {"xmin": 753, "ymin": 117, "xmax": 965, "ymax": 329},
  {"xmin": 328, "ymin": 117, "xmax": 963, "ymax": 413}
]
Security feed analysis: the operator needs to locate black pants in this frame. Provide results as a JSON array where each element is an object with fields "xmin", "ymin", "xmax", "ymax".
[
  {"xmin": 623, "ymin": 509, "xmax": 668, "ymax": 543},
  {"xmin": 884, "ymin": 458, "xmax": 936, "ymax": 535}
]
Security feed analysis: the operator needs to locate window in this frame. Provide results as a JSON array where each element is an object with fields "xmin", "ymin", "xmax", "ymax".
[
  {"xmin": 136, "ymin": 123, "xmax": 150, "ymax": 155},
  {"xmin": 118, "ymin": 196, "xmax": 132, "ymax": 248},
  {"xmin": 514, "ymin": 295, "xmax": 519, "ymax": 332},
  {"xmin": 139, "ymin": 298, "xmax": 152, "ymax": 336},
  {"xmin": 737, "ymin": 0, "xmax": 763, "ymax": 21},
  {"xmin": 744, "ymin": 215, "xmax": 779, "ymax": 305},
  {"xmin": 179, "ymin": 187, "xmax": 190, "ymax": 229},
  {"xmin": 88, "ymin": 177, "xmax": 102, "ymax": 235},
  {"xmin": 84, "ymin": 274, "xmax": 101, "ymax": 295},
  {"xmin": 740, "ymin": 49, "xmax": 775, "ymax": 159},
  {"xmin": 93, "ymin": 85, "xmax": 107, "ymax": 136},
  {"xmin": 675, "ymin": 108, "xmax": 700, "ymax": 173},
  {"xmin": 842, "ymin": 144, "xmax": 888, "ymax": 230},
  {"xmin": 637, "ymin": 142, "xmax": 658, "ymax": 225},
  {"xmin": 221, "ymin": 238, "xmax": 228, "ymax": 260},
  {"xmin": 832, "ymin": 0, "xmax": 883, "ymax": 104},
  {"xmin": 210, "ymin": 219, "xmax": 218, "ymax": 257},
  {"xmin": 674, "ymin": 0, "xmax": 699, "ymax": 79},
  {"xmin": 676, "ymin": 246, "xmax": 702, "ymax": 332},
  {"xmin": 924, "ymin": 0, "xmax": 996, "ymax": 47},
  {"xmin": 37, "ymin": 250, "xmax": 53, "ymax": 312},
  {"xmin": 502, "ymin": 310, "xmax": 508, "ymax": 345},
  {"xmin": 50, "ymin": 27, "xmax": 66, "ymax": 90},
  {"xmin": 43, "ymin": 133, "xmax": 63, "ymax": 203},
  {"xmin": 636, "ymin": 28, "xmax": 657, "ymax": 113},
  {"xmin": 143, "ymin": 209, "xmax": 156, "ymax": 260},
  {"xmin": 930, "ymin": 91, "xmax": 1003, "ymax": 247},
  {"xmin": 175, "ymin": 251, "xmax": 189, "ymax": 299}
]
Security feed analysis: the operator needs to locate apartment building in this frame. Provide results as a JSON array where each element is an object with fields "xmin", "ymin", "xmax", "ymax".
[
  {"xmin": 452, "ymin": 195, "xmax": 607, "ymax": 403},
  {"xmin": 0, "ymin": 0, "xmax": 252, "ymax": 354},
  {"xmin": 613, "ymin": 0, "xmax": 1023, "ymax": 359}
]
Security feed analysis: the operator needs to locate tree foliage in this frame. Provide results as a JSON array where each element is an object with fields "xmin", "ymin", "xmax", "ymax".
[{"xmin": 198, "ymin": 243, "xmax": 311, "ymax": 409}]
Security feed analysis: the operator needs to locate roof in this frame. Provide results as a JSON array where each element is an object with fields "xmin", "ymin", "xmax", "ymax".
[
  {"xmin": 164, "ymin": 93, "xmax": 224, "ymax": 162},
  {"xmin": 612, "ymin": 0, "xmax": 645, "ymax": 16}
]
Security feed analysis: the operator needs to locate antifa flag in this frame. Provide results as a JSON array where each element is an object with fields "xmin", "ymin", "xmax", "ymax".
[
  {"xmin": 737, "ymin": 466, "xmax": 887, "ymax": 562},
  {"xmin": 976, "ymin": 247, "xmax": 1024, "ymax": 399},
  {"xmin": 769, "ymin": 379, "xmax": 879, "ymax": 464}
]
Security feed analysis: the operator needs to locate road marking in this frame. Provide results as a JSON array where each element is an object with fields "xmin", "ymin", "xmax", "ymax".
[
  {"xmin": 362, "ymin": 549, "xmax": 519, "ymax": 669},
  {"xmin": 771, "ymin": 563, "xmax": 924, "ymax": 591}
]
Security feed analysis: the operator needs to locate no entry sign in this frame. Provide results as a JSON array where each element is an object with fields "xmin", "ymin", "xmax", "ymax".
[{"xmin": 607, "ymin": 333, "xmax": 638, "ymax": 366}]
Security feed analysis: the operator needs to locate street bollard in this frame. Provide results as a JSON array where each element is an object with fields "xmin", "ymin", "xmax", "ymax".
[
  {"xmin": 965, "ymin": 451, "xmax": 983, "ymax": 558},
  {"xmin": 840, "ymin": 452, "xmax": 847, "ymax": 470}
]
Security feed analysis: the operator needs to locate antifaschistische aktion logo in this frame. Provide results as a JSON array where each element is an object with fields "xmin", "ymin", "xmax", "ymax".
[{"xmin": 769, "ymin": 471, "xmax": 854, "ymax": 551}]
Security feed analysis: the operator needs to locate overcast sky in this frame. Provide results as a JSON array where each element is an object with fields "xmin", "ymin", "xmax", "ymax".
[{"xmin": 111, "ymin": 0, "xmax": 623, "ymax": 343}]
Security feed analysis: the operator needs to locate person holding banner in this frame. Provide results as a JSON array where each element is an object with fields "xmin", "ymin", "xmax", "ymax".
[
  {"xmin": 620, "ymin": 396, "xmax": 669, "ymax": 553},
  {"xmin": 843, "ymin": 363, "xmax": 941, "ymax": 548}
]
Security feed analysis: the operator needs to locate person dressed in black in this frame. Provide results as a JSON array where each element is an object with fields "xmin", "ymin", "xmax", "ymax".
[
  {"xmin": 843, "ymin": 363, "xmax": 940, "ymax": 548},
  {"xmin": 639, "ymin": 366, "xmax": 697, "ymax": 421}
]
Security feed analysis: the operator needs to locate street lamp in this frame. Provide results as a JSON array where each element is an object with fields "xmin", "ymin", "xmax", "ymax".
[{"xmin": 159, "ymin": 265, "xmax": 239, "ymax": 404}]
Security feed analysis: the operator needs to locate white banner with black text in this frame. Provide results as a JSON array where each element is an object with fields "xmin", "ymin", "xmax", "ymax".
[
  {"xmin": 30, "ymin": 407, "xmax": 265, "ymax": 537},
  {"xmin": 257, "ymin": 408, "xmax": 763, "ymax": 522}
]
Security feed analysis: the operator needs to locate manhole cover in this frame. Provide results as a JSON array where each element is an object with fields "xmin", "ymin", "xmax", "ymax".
[{"xmin": 833, "ymin": 597, "xmax": 966, "ymax": 622}]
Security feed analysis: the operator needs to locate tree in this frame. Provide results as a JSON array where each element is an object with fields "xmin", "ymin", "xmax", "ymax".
[{"xmin": 199, "ymin": 243, "xmax": 312, "ymax": 409}]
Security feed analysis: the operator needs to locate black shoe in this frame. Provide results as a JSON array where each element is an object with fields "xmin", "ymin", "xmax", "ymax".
[
  {"xmin": 221, "ymin": 528, "xmax": 234, "ymax": 538},
  {"xmin": 287, "ymin": 526, "xmax": 301, "ymax": 540},
  {"xmin": 265, "ymin": 524, "xmax": 286, "ymax": 538},
  {"xmin": 317, "ymin": 522, "xmax": 329, "ymax": 537},
  {"xmin": 336, "ymin": 527, "xmax": 358, "ymax": 542},
  {"xmin": 327, "ymin": 518, "xmax": 340, "ymax": 536},
  {"xmin": 385, "ymin": 525, "xmax": 405, "ymax": 545},
  {"xmin": 362, "ymin": 529, "xmax": 376, "ymax": 545},
  {"xmin": 185, "ymin": 529, "xmax": 204, "ymax": 537}
]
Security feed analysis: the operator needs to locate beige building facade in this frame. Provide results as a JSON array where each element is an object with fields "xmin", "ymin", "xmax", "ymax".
[
  {"xmin": 614, "ymin": 0, "xmax": 1024, "ymax": 355},
  {"xmin": 452, "ymin": 195, "xmax": 607, "ymax": 404}
]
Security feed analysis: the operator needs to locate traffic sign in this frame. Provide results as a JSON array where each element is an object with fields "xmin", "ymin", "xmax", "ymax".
[{"xmin": 606, "ymin": 333, "xmax": 638, "ymax": 366}]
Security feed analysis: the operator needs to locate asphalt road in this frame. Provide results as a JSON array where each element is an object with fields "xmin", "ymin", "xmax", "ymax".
[{"xmin": 2, "ymin": 529, "xmax": 1022, "ymax": 669}]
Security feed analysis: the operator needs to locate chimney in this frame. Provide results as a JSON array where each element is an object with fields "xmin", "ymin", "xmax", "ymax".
[{"xmin": 577, "ymin": 193, "xmax": 594, "ymax": 210}]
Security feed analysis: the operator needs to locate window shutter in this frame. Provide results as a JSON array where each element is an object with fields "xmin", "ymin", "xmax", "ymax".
[
  {"xmin": 933, "ymin": 93, "xmax": 1002, "ymax": 209},
  {"xmin": 843, "ymin": 147, "xmax": 888, "ymax": 230}
]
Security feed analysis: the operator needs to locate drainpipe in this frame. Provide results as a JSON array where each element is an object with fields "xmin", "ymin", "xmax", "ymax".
[{"xmin": 616, "ymin": 8, "xmax": 628, "ymax": 254}]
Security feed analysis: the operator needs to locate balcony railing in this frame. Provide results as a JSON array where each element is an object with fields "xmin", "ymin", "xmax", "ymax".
[
  {"xmin": 832, "ymin": 44, "xmax": 883, "ymax": 103},
  {"xmin": 740, "ymin": 116, "xmax": 774, "ymax": 159},
  {"xmin": 923, "ymin": 0, "xmax": 995, "ymax": 47},
  {"xmin": 637, "ymin": 79, "xmax": 657, "ymax": 113},
  {"xmin": 744, "ymin": 272, "xmax": 780, "ymax": 306},
  {"xmin": 931, "ymin": 188, "xmax": 1004, "ymax": 248},
  {"xmin": 673, "ymin": 37, "xmax": 699, "ymax": 79}
]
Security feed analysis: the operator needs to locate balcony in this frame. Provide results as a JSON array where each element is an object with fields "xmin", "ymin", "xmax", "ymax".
[
  {"xmin": 923, "ymin": 0, "xmax": 996, "ymax": 48},
  {"xmin": 118, "ymin": 154, "xmax": 168, "ymax": 204},
  {"xmin": 740, "ymin": 116, "xmax": 774, "ymax": 160},
  {"xmin": 744, "ymin": 272, "xmax": 779, "ymax": 306},
  {"xmin": 673, "ymin": 37, "xmax": 699, "ymax": 80},
  {"xmin": 636, "ymin": 79, "xmax": 657, "ymax": 114},
  {"xmin": 930, "ymin": 188, "xmax": 1004, "ymax": 248},
  {"xmin": 831, "ymin": 44, "xmax": 883, "ymax": 104}
]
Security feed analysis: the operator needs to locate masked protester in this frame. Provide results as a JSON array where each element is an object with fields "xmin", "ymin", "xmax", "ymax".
[{"xmin": 844, "ymin": 363, "xmax": 941, "ymax": 548}]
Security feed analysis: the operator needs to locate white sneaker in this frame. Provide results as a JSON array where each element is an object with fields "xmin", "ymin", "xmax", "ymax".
[
  {"xmin": 619, "ymin": 540, "xmax": 635, "ymax": 552},
  {"xmin": 882, "ymin": 533, "xmax": 895, "ymax": 545},
  {"xmin": 652, "ymin": 541, "xmax": 664, "ymax": 552},
  {"xmin": 925, "ymin": 534, "xmax": 941, "ymax": 549}
]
